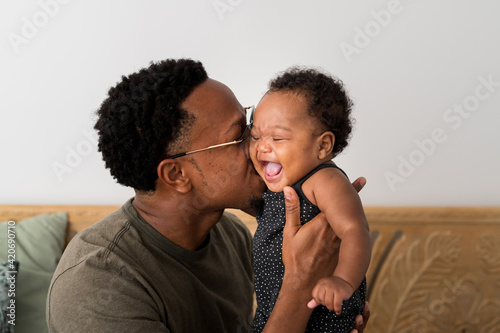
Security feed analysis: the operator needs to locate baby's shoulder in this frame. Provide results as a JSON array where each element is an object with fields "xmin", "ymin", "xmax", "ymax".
[
  {"xmin": 308, "ymin": 163, "xmax": 348, "ymax": 184},
  {"xmin": 301, "ymin": 163, "xmax": 350, "ymax": 204}
]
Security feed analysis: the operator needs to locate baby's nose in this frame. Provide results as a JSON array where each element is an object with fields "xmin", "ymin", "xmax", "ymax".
[{"xmin": 255, "ymin": 140, "xmax": 272, "ymax": 153}]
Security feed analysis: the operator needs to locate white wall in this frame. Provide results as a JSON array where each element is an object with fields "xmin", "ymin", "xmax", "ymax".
[{"xmin": 1, "ymin": 0, "xmax": 499, "ymax": 206}]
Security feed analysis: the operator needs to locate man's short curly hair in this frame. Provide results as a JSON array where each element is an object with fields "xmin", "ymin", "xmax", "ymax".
[
  {"xmin": 94, "ymin": 59, "xmax": 208, "ymax": 192},
  {"xmin": 268, "ymin": 67, "xmax": 354, "ymax": 157}
]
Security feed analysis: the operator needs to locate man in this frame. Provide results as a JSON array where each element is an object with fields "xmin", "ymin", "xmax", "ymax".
[{"xmin": 47, "ymin": 59, "xmax": 368, "ymax": 332}]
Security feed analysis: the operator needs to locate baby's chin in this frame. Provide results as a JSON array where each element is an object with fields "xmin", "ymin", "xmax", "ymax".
[
  {"xmin": 265, "ymin": 181, "xmax": 286, "ymax": 193},
  {"xmin": 260, "ymin": 170, "xmax": 293, "ymax": 193}
]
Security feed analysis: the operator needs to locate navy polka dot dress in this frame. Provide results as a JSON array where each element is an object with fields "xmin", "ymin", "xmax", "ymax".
[{"xmin": 252, "ymin": 164, "xmax": 366, "ymax": 333}]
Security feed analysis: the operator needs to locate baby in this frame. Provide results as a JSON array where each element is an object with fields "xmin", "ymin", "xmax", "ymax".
[{"xmin": 250, "ymin": 67, "xmax": 371, "ymax": 332}]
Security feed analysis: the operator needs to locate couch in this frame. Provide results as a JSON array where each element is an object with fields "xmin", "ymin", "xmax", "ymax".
[{"xmin": 1, "ymin": 205, "xmax": 499, "ymax": 333}]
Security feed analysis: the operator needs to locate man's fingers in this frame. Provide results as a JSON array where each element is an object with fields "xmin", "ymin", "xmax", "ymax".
[
  {"xmin": 351, "ymin": 177, "xmax": 366, "ymax": 193},
  {"xmin": 362, "ymin": 301, "xmax": 370, "ymax": 328},
  {"xmin": 352, "ymin": 301, "xmax": 369, "ymax": 333},
  {"xmin": 356, "ymin": 314, "xmax": 364, "ymax": 329},
  {"xmin": 283, "ymin": 186, "xmax": 301, "ymax": 236}
]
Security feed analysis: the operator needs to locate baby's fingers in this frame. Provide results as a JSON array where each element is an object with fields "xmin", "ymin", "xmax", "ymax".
[
  {"xmin": 310, "ymin": 286, "xmax": 327, "ymax": 309},
  {"xmin": 324, "ymin": 290, "xmax": 336, "ymax": 312},
  {"xmin": 333, "ymin": 294, "xmax": 343, "ymax": 315},
  {"xmin": 307, "ymin": 299, "xmax": 319, "ymax": 308}
]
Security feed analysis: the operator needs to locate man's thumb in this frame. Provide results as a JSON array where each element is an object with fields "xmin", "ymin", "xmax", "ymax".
[{"xmin": 284, "ymin": 186, "xmax": 301, "ymax": 232}]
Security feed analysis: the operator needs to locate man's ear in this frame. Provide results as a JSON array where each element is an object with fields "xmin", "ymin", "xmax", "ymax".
[
  {"xmin": 157, "ymin": 159, "xmax": 192, "ymax": 193},
  {"xmin": 317, "ymin": 131, "xmax": 335, "ymax": 160}
]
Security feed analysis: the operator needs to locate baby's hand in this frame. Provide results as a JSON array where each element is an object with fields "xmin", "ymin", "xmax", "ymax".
[{"xmin": 307, "ymin": 276, "xmax": 354, "ymax": 314}]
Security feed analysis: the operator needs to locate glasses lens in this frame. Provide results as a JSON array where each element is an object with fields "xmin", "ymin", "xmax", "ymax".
[
  {"xmin": 241, "ymin": 124, "xmax": 251, "ymax": 141},
  {"xmin": 241, "ymin": 130, "xmax": 251, "ymax": 160},
  {"xmin": 244, "ymin": 105, "xmax": 255, "ymax": 128},
  {"xmin": 248, "ymin": 106, "xmax": 255, "ymax": 129}
]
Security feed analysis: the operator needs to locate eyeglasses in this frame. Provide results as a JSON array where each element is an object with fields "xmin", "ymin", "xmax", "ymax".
[{"xmin": 167, "ymin": 106, "xmax": 255, "ymax": 159}]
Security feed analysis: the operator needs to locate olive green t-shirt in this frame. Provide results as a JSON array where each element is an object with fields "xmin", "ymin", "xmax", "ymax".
[{"xmin": 47, "ymin": 199, "xmax": 254, "ymax": 332}]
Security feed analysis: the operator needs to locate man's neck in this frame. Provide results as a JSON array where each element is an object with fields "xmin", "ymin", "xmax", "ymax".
[{"xmin": 132, "ymin": 193, "xmax": 224, "ymax": 251}]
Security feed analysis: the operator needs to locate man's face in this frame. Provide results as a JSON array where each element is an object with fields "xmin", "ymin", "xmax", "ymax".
[{"xmin": 180, "ymin": 78, "xmax": 266, "ymax": 211}]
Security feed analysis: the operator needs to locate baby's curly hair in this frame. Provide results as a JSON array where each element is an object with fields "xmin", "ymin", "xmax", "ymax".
[
  {"xmin": 268, "ymin": 67, "xmax": 354, "ymax": 157},
  {"xmin": 94, "ymin": 59, "xmax": 208, "ymax": 192}
]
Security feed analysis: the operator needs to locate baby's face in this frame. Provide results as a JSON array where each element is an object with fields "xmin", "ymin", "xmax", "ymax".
[{"xmin": 249, "ymin": 92, "xmax": 325, "ymax": 192}]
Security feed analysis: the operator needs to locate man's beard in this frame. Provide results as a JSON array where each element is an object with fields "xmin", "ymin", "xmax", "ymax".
[{"xmin": 249, "ymin": 195, "xmax": 265, "ymax": 217}]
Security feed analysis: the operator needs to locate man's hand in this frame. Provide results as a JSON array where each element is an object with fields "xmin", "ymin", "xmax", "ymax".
[
  {"xmin": 347, "ymin": 177, "xmax": 371, "ymax": 332},
  {"xmin": 351, "ymin": 177, "xmax": 366, "ymax": 193},
  {"xmin": 281, "ymin": 186, "xmax": 337, "ymax": 292},
  {"xmin": 351, "ymin": 301, "xmax": 370, "ymax": 333},
  {"xmin": 349, "ymin": 177, "xmax": 370, "ymax": 333}
]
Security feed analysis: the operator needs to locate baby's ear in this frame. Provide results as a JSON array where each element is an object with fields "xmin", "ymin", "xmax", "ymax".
[{"xmin": 317, "ymin": 131, "xmax": 335, "ymax": 160}]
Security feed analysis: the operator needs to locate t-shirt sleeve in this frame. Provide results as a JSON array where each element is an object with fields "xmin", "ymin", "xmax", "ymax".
[{"xmin": 47, "ymin": 255, "xmax": 169, "ymax": 333}]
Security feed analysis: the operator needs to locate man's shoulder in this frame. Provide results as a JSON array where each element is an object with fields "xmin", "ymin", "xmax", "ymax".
[
  {"xmin": 69, "ymin": 206, "xmax": 130, "ymax": 249},
  {"xmin": 46, "ymin": 203, "xmax": 163, "ymax": 332},
  {"xmin": 53, "ymin": 204, "xmax": 137, "ymax": 275}
]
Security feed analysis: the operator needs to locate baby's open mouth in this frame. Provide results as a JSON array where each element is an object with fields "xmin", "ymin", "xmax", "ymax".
[{"xmin": 263, "ymin": 162, "xmax": 283, "ymax": 181}]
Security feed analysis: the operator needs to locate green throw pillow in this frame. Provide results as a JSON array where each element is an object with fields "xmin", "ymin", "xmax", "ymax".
[{"xmin": 0, "ymin": 213, "xmax": 67, "ymax": 333}]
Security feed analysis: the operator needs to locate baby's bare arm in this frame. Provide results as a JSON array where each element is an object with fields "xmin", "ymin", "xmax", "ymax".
[{"xmin": 304, "ymin": 167, "xmax": 371, "ymax": 292}]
